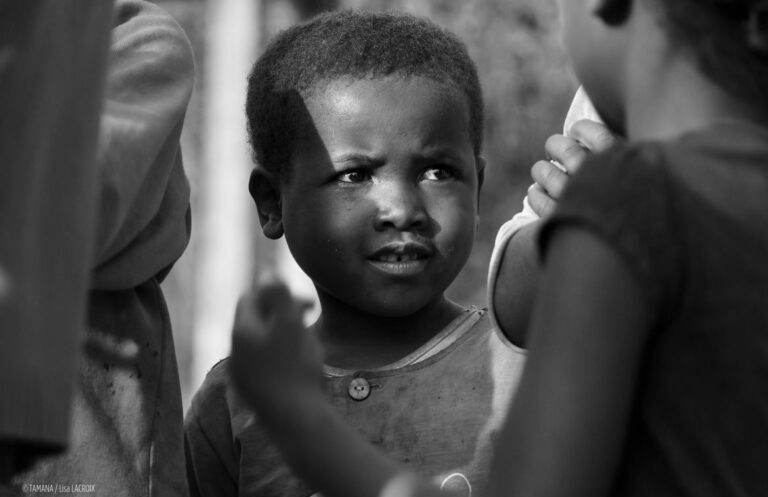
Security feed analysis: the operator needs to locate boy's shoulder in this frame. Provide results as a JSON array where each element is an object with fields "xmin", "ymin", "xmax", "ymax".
[
  {"xmin": 395, "ymin": 308, "xmax": 524, "ymax": 374},
  {"xmin": 357, "ymin": 308, "xmax": 524, "ymax": 390},
  {"xmin": 439, "ymin": 309, "xmax": 525, "ymax": 387},
  {"xmin": 186, "ymin": 358, "xmax": 234, "ymax": 425},
  {"xmin": 379, "ymin": 308, "xmax": 519, "ymax": 373}
]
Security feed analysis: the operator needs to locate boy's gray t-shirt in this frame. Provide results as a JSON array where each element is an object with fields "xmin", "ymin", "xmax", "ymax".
[{"xmin": 185, "ymin": 309, "xmax": 526, "ymax": 497}]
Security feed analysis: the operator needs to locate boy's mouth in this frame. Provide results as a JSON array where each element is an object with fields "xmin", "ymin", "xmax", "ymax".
[
  {"xmin": 369, "ymin": 242, "xmax": 433, "ymax": 262},
  {"xmin": 367, "ymin": 242, "xmax": 434, "ymax": 276},
  {"xmin": 375, "ymin": 252, "xmax": 422, "ymax": 263}
]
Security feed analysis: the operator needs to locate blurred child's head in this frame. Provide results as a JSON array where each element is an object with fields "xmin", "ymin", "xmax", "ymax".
[
  {"xmin": 246, "ymin": 11, "xmax": 485, "ymax": 317},
  {"xmin": 557, "ymin": 0, "xmax": 768, "ymax": 133}
]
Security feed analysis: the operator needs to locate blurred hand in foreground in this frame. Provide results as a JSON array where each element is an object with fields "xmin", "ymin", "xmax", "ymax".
[{"xmin": 230, "ymin": 275, "xmax": 322, "ymax": 415}]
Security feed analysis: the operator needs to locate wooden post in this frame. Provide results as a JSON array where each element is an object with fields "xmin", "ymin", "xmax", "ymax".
[{"xmin": 192, "ymin": 0, "xmax": 262, "ymax": 392}]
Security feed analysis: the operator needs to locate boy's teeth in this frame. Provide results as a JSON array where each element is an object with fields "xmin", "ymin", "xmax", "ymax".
[{"xmin": 379, "ymin": 253, "xmax": 417, "ymax": 262}]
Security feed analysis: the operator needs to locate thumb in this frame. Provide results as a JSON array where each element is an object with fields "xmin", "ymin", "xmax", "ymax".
[
  {"xmin": 253, "ymin": 272, "xmax": 294, "ymax": 319},
  {"xmin": 568, "ymin": 119, "xmax": 617, "ymax": 153}
]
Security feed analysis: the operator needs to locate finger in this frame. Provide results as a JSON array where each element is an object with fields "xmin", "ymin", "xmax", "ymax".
[
  {"xmin": 527, "ymin": 184, "xmax": 557, "ymax": 218},
  {"xmin": 231, "ymin": 283, "xmax": 299, "ymax": 348},
  {"xmin": 231, "ymin": 293, "xmax": 265, "ymax": 396},
  {"xmin": 253, "ymin": 273, "xmax": 294, "ymax": 318},
  {"xmin": 567, "ymin": 119, "xmax": 618, "ymax": 153},
  {"xmin": 544, "ymin": 134, "xmax": 589, "ymax": 174},
  {"xmin": 233, "ymin": 292, "xmax": 262, "ymax": 340},
  {"xmin": 531, "ymin": 159, "xmax": 568, "ymax": 199}
]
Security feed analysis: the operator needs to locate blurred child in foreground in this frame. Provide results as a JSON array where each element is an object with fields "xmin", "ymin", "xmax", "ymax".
[
  {"xmin": 184, "ymin": 11, "xmax": 528, "ymax": 497},
  {"xmin": 231, "ymin": 0, "xmax": 768, "ymax": 496},
  {"xmin": 6, "ymin": 2, "xmax": 194, "ymax": 495},
  {"xmin": 0, "ymin": 1, "xmax": 113, "ymax": 484}
]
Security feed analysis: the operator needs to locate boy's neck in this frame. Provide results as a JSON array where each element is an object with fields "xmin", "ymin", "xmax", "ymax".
[{"xmin": 310, "ymin": 293, "xmax": 465, "ymax": 370}]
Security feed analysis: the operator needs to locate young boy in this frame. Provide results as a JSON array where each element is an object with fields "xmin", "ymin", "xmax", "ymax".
[{"xmin": 184, "ymin": 11, "xmax": 526, "ymax": 497}]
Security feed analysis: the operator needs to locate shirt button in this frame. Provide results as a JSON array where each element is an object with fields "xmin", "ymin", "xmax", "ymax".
[{"xmin": 348, "ymin": 377, "xmax": 371, "ymax": 401}]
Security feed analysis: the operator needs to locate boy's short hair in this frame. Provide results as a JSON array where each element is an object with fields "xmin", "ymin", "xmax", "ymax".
[{"xmin": 246, "ymin": 10, "xmax": 484, "ymax": 179}]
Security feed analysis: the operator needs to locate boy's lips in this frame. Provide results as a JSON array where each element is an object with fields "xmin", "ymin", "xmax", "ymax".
[{"xmin": 367, "ymin": 242, "xmax": 434, "ymax": 276}]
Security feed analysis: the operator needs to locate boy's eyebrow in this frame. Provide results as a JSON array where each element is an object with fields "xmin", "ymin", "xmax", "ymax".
[
  {"xmin": 331, "ymin": 153, "xmax": 384, "ymax": 167},
  {"xmin": 331, "ymin": 148, "xmax": 470, "ymax": 167},
  {"xmin": 416, "ymin": 146, "xmax": 467, "ymax": 163}
]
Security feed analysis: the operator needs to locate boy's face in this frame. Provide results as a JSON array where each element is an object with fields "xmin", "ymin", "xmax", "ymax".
[{"xmin": 277, "ymin": 76, "xmax": 481, "ymax": 317}]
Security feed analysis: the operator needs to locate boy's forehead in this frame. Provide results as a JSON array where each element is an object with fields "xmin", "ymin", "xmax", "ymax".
[
  {"xmin": 283, "ymin": 76, "xmax": 478, "ymax": 179},
  {"xmin": 304, "ymin": 75, "xmax": 469, "ymax": 118}
]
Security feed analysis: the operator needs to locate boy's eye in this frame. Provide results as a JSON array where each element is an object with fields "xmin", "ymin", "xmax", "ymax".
[
  {"xmin": 421, "ymin": 166, "xmax": 454, "ymax": 181},
  {"xmin": 337, "ymin": 170, "xmax": 371, "ymax": 183}
]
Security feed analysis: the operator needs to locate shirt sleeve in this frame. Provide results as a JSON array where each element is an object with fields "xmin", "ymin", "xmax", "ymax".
[
  {"xmin": 91, "ymin": 0, "xmax": 195, "ymax": 289},
  {"xmin": 538, "ymin": 144, "xmax": 683, "ymax": 323},
  {"xmin": 184, "ymin": 363, "xmax": 239, "ymax": 497}
]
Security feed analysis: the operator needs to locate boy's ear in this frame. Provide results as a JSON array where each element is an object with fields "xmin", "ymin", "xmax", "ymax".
[
  {"xmin": 593, "ymin": 0, "xmax": 632, "ymax": 26},
  {"xmin": 475, "ymin": 155, "xmax": 486, "ymax": 213},
  {"xmin": 249, "ymin": 168, "xmax": 284, "ymax": 240},
  {"xmin": 476, "ymin": 156, "xmax": 486, "ymax": 191}
]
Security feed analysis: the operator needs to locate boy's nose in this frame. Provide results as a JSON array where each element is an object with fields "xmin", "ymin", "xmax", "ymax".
[{"xmin": 372, "ymin": 183, "xmax": 429, "ymax": 232}]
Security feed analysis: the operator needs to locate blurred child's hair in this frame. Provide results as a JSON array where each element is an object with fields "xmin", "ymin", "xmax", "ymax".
[
  {"xmin": 245, "ymin": 10, "xmax": 483, "ymax": 179},
  {"xmin": 648, "ymin": 0, "xmax": 768, "ymax": 106}
]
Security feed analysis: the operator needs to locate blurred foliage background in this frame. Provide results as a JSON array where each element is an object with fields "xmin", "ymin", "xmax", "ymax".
[{"xmin": 155, "ymin": 0, "xmax": 577, "ymax": 405}]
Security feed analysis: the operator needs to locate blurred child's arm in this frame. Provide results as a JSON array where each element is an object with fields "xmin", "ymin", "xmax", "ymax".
[
  {"xmin": 491, "ymin": 227, "xmax": 648, "ymax": 497},
  {"xmin": 230, "ymin": 278, "xmax": 446, "ymax": 497},
  {"xmin": 489, "ymin": 119, "xmax": 617, "ymax": 347}
]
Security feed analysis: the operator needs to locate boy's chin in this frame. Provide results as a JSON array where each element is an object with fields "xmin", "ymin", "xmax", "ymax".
[
  {"xmin": 353, "ymin": 292, "xmax": 447, "ymax": 319},
  {"xmin": 367, "ymin": 304, "xmax": 427, "ymax": 319}
]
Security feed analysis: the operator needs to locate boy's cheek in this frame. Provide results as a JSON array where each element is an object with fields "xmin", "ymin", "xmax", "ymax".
[{"xmin": 432, "ymin": 193, "xmax": 478, "ymax": 229}]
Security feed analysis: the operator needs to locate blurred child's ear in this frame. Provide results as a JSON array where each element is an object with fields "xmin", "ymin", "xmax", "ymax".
[
  {"xmin": 593, "ymin": 0, "xmax": 632, "ymax": 26},
  {"xmin": 249, "ymin": 168, "xmax": 284, "ymax": 239}
]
